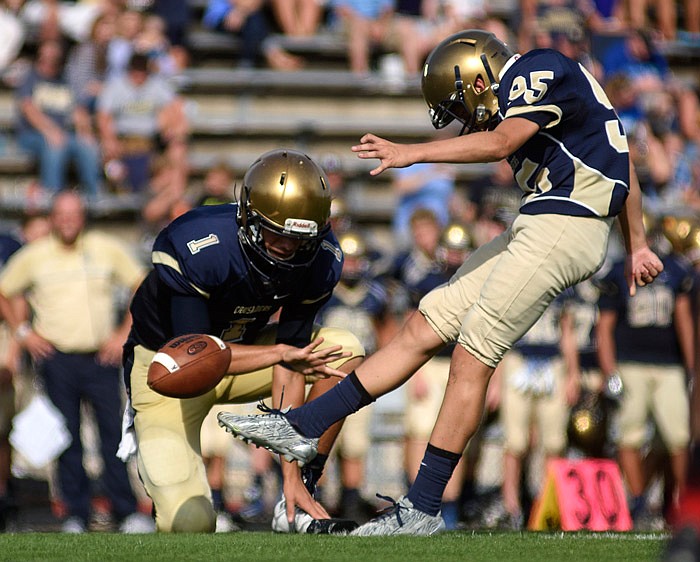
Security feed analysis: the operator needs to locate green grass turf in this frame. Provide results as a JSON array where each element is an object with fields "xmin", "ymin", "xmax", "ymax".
[{"xmin": 0, "ymin": 531, "xmax": 668, "ymax": 562}]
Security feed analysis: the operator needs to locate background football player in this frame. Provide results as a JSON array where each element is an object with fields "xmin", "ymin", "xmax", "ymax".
[
  {"xmin": 218, "ymin": 29, "xmax": 663, "ymax": 536},
  {"xmin": 120, "ymin": 149, "xmax": 364, "ymax": 532}
]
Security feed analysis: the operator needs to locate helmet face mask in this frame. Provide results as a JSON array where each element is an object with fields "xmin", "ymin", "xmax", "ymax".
[
  {"xmin": 422, "ymin": 30, "xmax": 514, "ymax": 135},
  {"xmin": 237, "ymin": 149, "xmax": 331, "ymax": 280}
]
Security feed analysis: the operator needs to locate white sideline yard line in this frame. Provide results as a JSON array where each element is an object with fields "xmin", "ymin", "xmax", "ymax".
[
  {"xmin": 462, "ymin": 530, "xmax": 670, "ymax": 541},
  {"xmin": 536, "ymin": 531, "xmax": 669, "ymax": 541}
]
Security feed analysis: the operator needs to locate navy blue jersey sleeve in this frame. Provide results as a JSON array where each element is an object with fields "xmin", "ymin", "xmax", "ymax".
[
  {"xmin": 500, "ymin": 50, "xmax": 572, "ymax": 129},
  {"xmin": 151, "ymin": 205, "xmax": 241, "ymax": 298}
]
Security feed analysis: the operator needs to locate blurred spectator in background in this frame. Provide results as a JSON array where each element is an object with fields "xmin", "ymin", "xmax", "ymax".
[
  {"xmin": 269, "ymin": 0, "xmax": 323, "ymax": 37},
  {"xmin": 148, "ymin": 0, "xmax": 191, "ymax": 71},
  {"xmin": 97, "ymin": 52, "xmax": 188, "ymax": 195},
  {"xmin": 496, "ymin": 291, "xmax": 581, "ymax": 529},
  {"xmin": 623, "ymin": 0, "xmax": 695, "ymax": 40},
  {"xmin": 391, "ymin": 158, "xmax": 455, "ymax": 249},
  {"xmin": 518, "ymin": 0, "xmax": 602, "ymax": 54},
  {"xmin": 601, "ymin": 28, "xmax": 670, "ymax": 92},
  {"xmin": 15, "ymin": 40, "xmax": 102, "ymax": 198},
  {"xmin": 107, "ymin": 9, "xmax": 143, "ymax": 79},
  {"xmin": 0, "ymin": 0, "xmax": 26, "ymax": 78},
  {"xmin": 389, "ymin": 0, "xmax": 448, "ymax": 77},
  {"xmin": 0, "ymin": 231, "xmax": 22, "ymax": 532},
  {"xmin": 141, "ymin": 158, "xmax": 234, "ymax": 236},
  {"xmin": 133, "ymin": 13, "xmax": 182, "ymax": 78},
  {"xmin": 330, "ymin": 0, "xmax": 394, "ymax": 75},
  {"xmin": 0, "ymin": 191, "xmax": 151, "ymax": 533},
  {"xmin": 202, "ymin": 0, "xmax": 302, "ymax": 70},
  {"xmin": 605, "ymin": 74, "xmax": 673, "ymax": 200},
  {"xmin": 319, "ymin": 152, "xmax": 346, "ymax": 197},
  {"xmin": 19, "ymin": 0, "xmax": 102, "ymax": 43},
  {"xmin": 316, "ymin": 230, "xmax": 389, "ymax": 522},
  {"xmin": 66, "ymin": 13, "xmax": 116, "ymax": 114},
  {"xmin": 596, "ymin": 225, "xmax": 695, "ymax": 529},
  {"xmin": 192, "ymin": 160, "xmax": 235, "ymax": 207}
]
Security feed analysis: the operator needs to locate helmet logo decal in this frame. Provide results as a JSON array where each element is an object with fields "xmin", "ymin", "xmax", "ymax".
[
  {"xmin": 187, "ymin": 233, "xmax": 220, "ymax": 255},
  {"xmin": 284, "ymin": 218, "xmax": 318, "ymax": 236}
]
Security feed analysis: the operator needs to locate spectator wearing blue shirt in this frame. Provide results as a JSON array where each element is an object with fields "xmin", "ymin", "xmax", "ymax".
[
  {"xmin": 202, "ymin": 0, "xmax": 302, "ymax": 70},
  {"xmin": 15, "ymin": 40, "xmax": 101, "ymax": 198}
]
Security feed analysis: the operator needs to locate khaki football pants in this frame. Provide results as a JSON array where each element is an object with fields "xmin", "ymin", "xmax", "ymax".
[{"xmin": 129, "ymin": 325, "xmax": 364, "ymax": 532}]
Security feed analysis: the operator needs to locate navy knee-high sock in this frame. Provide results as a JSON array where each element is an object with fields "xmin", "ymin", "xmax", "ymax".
[
  {"xmin": 285, "ymin": 371, "xmax": 374, "ymax": 438},
  {"xmin": 407, "ymin": 444, "xmax": 461, "ymax": 516}
]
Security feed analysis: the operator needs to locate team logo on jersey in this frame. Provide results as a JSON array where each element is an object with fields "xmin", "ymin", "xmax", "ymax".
[{"xmin": 187, "ymin": 234, "xmax": 220, "ymax": 255}]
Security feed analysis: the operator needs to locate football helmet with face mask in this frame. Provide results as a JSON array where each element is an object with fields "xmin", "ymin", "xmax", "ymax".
[
  {"xmin": 422, "ymin": 29, "xmax": 514, "ymax": 134},
  {"xmin": 237, "ymin": 149, "xmax": 332, "ymax": 281}
]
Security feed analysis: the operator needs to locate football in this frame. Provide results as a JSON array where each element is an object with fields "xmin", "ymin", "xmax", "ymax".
[{"xmin": 147, "ymin": 334, "xmax": 231, "ymax": 398}]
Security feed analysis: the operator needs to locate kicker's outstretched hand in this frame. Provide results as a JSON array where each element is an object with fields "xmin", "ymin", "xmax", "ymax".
[{"xmin": 352, "ymin": 133, "xmax": 414, "ymax": 176}]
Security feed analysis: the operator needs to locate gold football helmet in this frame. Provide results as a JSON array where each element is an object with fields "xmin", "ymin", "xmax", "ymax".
[
  {"xmin": 422, "ymin": 29, "xmax": 514, "ymax": 134},
  {"xmin": 238, "ymin": 149, "xmax": 331, "ymax": 274},
  {"xmin": 337, "ymin": 230, "xmax": 369, "ymax": 282},
  {"xmin": 684, "ymin": 223, "xmax": 700, "ymax": 266},
  {"xmin": 661, "ymin": 214, "xmax": 695, "ymax": 253},
  {"xmin": 438, "ymin": 222, "xmax": 473, "ymax": 272},
  {"xmin": 567, "ymin": 390, "xmax": 608, "ymax": 457},
  {"xmin": 440, "ymin": 222, "xmax": 473, "ymax": 251}
]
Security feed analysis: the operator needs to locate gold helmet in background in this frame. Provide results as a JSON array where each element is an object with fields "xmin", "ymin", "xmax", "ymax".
[
  {"xmin": 567, "ymin": 390, "xmax": 608, "ymax": 458},
  {"xmin": 337, "ymin": 230, "xmax": 370, "ymax": 282},
  {"xmin": 421, "ymin": 29, "xmax": 514, "ymax": 134},
  {"xmin": 338, "ymin": 231, "xmax": 367, "ymax": 258},
  {"xmin": 661, "ymin": 214, "xmax": 695, "ymax": 253},
  {"xmin": 238, "ymin": 149, "xmax": 331, "ymax": 274},
  {"xmin": 438, "ymin": 222, "xmax": 474, "ymax": 272},
  {"xmin": 440, "ymin": 222, "xmax": 474, "ymax": 251},
  {"xmin": 684, "ymin": 223, "xmax": 700, "ymax": 266}
]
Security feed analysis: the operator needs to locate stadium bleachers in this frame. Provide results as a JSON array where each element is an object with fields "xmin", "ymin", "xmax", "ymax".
[{"xmin": 0, "ymin": 2, "xmax": 698, "ymax": 226}]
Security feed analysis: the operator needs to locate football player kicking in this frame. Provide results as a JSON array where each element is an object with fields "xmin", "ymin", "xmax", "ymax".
[
  {"xmin": 216, "ymin": 29, "xmax": 664, "ymax": 536},
  {"xmin": 120, "ymin": 149, "xmax": 364, "ymax": 533}
]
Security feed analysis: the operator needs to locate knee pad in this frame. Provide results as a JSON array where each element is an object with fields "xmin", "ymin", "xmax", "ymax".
[{"xmin": 169, "ymin": 496, "xmax": 216, "ymax": 533}]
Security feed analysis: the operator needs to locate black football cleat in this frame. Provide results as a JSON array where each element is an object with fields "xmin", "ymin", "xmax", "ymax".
[{"xmin": 306, "ymin": 518, "xmax": 359, "ymax": 534}]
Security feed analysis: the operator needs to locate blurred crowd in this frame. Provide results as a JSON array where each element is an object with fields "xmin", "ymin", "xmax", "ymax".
[{"xmin": 0, "ymin": 0, "xmax": 698, "ymax": 536}]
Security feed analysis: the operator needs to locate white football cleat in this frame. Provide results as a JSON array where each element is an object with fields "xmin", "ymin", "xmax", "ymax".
[
  {"xmin": 217, "ymin": 409, "xmax": 318, "ymax": 467},
  {"xmin": 350, "ymin": 496, "xmax": 445, "ymax": 536}
]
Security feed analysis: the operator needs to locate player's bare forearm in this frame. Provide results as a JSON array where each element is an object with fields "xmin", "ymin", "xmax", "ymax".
[
  {"xmin": 351, "ymin": 117, "xmax": 538, "ymax": 175},
  {"xmin": 618, "ymin": 163, "xmax": 648, "ymax": 254}
]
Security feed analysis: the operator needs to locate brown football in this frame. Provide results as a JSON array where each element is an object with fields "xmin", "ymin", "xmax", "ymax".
[{"xmin": 147, "ymin": 334, "xmax": 231, "ymax": 398}]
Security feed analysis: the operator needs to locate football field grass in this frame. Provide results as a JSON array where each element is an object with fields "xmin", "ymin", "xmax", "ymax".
[{"xmin": 0, "ymin": 530, "xmax": 668, "ymax": 561}]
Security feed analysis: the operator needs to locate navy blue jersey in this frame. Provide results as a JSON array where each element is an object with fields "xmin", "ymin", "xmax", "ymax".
[
  {"xmin": 569, "ymin": 279, "xmax": 601, "ymax": 370},
  {"xmin": 129, "ymin": 204, "xmax": 343, "ymax": 350},
  {"xmin": 499, "ymin": 49, "xmax": 630, "ymax": 217},
  {"xmin": 514, "ymin": 289, "xmax": 574, "ymax": 358},
  {"xmin": 316, "ymin": 279, "xmax": 388, "ymax": 355},
  {"xmin": 390, "ymin": 250, "xmax": 449, "ymax": 309},
  {"xmin": 597, "ymin": 253, "xmax": 694, "ymax": 365},
  {"xmin": 0, "ymin": 234, "xmax": 22, "ymax": 268}
]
